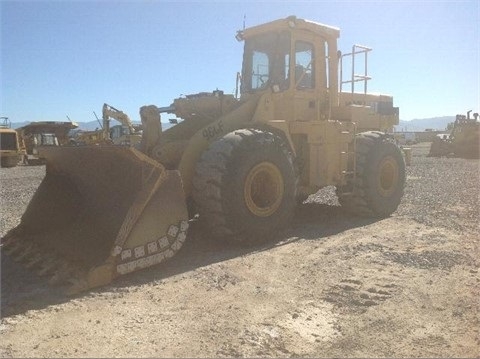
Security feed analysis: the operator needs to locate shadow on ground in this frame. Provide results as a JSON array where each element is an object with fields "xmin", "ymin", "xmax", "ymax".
[{"xmin": 1, "ymin": 202, "xmax": 378, "ymax": 318}]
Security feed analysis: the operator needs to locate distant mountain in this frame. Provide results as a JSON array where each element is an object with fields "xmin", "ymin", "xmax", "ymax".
[{"xmin": 395, "ymin": 116, "xmax": 455, "ymax": 132}]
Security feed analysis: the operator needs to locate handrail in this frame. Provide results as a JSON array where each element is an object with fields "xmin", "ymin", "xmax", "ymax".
[{"xmin": 339, "ymin": 44, "xmax": 372, "ymax": 103}]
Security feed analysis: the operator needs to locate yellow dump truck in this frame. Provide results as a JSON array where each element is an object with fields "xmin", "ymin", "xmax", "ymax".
[
  {"xmin": 2, "ymin": 16, "xmax": 405, "ymax": 293},
  {"xmin": 17, "ymin": 121, "xmax": 79, "ymax": 165}
]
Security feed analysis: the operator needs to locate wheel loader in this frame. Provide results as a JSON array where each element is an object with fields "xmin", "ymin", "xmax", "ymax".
[
  {"xmin": 428, "ymin": 110, "xmax": 480, "ymax": 158},
  {"xmin": 1, "ymin": 16, "xmax": 405, "ymax": 294}
]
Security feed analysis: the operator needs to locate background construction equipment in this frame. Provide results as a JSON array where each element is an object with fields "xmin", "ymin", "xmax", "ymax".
[
  {"xmin": 428, "ymin": 110, "xmax": 479, "ymax": 158},
  {"xmin": 0, "ymin": 117, "xmax": 23, "ymax": 168},
  {"xmin": 16, "ymin": 121, "xmax": 78, "ymax": 165}
]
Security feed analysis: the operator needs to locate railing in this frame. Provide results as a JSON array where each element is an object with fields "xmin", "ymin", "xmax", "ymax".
[
  {"xmin": 339, "ymin": 44, "xmax": 372, "ymax": 99},
  {"xmin": 0, "ymin": 116, "xmax": 11, "ymax": 128}
]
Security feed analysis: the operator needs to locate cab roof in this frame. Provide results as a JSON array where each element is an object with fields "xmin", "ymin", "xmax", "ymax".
[{"xmin": 238, "ymin": 16, "xmax": 340, "ymax": 41}]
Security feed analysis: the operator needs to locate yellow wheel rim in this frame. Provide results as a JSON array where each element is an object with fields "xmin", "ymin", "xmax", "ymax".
[
  {"xmin": 378, "ymin": 156, "xmax": 399, "ymax": 197},
  {"xmin": 244, "ymin": 161, "xmax": 284, "ymax": 217}
]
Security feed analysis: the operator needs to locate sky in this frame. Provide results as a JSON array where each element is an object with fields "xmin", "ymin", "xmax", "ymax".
[{"xmin": 1, "ymin": 0, "xmax": 479, "ymax": 124}]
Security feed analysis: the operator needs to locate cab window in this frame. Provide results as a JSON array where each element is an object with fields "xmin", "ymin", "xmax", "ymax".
[
  {"xmin": 242, "ymin": 32, "xmax": 291, "ymax": 93},
  {"xmin": 295, "ymin": 41, "xmax": 314, "ymax": 89}
]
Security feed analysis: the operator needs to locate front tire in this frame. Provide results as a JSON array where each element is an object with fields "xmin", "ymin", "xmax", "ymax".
[
  {"xmin": 336, "ymin": 131, "xmax": 406, "ymax": 217},
  {"xmin": 192, "ymin": 128, "xmax": 297, "ymax": 244}
]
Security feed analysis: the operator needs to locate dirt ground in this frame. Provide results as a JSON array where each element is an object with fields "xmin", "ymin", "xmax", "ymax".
[{"xmin": 1, "ymin": 142, "xmax": 479, "ymax": 358}]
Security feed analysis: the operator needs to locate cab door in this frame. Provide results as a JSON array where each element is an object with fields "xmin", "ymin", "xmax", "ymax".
[
  {"xmin": 291, "ymin": 32, "xmax": 329, "ymax": 122},
  {"xmin": 290, "ymin": 33, "xmax": 336, "ymax": 188}
]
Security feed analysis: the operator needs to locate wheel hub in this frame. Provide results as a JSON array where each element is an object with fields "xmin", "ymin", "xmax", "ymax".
[
  {"xmin": 378, "ymin": 156, "xmax": 399, "ymax": 197},
  {"xmin": 244, "ymin": 161, "xmax": 284, "ymax": 217}
]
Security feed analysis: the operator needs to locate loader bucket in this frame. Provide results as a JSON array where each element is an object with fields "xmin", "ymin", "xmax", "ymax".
[{"xmin": 1, "ymin": 146, "xmax": 189, "ymax": 294}]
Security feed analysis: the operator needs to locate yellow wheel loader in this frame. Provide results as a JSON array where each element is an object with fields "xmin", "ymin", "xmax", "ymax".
[
  {"xmin": 2, "ymin": 16, "xmax": 405, "ymax": 294},
  {"xmin": 428, "ymin": 111, "xmax": 480, "ymax": 159},
  {"xmin": 0, "ymin": 117, "xmax": 23, "ymax": 168}
]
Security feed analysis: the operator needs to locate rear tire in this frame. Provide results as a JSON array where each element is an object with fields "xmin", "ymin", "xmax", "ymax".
[
  {"xmin": 192, "ymin": 128, "xmax": 297, "ymax": 244},
  {"xmin": 336, "ymin": 131, "xmax": 406, "ymax": 217}
]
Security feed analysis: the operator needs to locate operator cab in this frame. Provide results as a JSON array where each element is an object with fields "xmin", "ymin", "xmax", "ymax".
[
  {"xmin": 241, "ymin": 31, "xmax": 291, "ymax": 92},
  {"xmin": 238, "ymin": 16, "xmax": 338, "ymax": 98}
]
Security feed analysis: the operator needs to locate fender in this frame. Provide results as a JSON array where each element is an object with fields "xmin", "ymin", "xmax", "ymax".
[{"xmin": 178, "ymin": 94, "xmax": 262, "ymax": 196}]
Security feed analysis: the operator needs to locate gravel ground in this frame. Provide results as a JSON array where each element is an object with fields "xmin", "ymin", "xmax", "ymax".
[{"xmin": 1, "ymin": 142, "xmax": 479, "ymax": 357}]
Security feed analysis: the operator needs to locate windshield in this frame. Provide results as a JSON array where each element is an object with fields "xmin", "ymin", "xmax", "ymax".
[
  {"xmin": 241, "ymin": 31, "xmax": 291, "ymax": 93},
  {"xmin": 0, "ymin": 132, "xmax": 17, "ymax": 150},
  {"xmin": 35, "ymin": 133, "xmax": 58, "ymax": 146}
]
